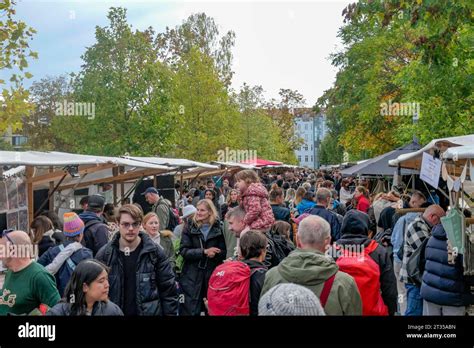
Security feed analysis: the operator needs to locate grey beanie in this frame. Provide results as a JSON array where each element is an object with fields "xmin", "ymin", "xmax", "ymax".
[{"xmin": 258, "ymin": 283, "xmax": 326, "ymax": 316}]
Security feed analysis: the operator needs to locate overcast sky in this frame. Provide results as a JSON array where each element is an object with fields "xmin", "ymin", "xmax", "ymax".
[{"xmin": 6, "ymin": 0, "xmax": 352, "ymax": 107}]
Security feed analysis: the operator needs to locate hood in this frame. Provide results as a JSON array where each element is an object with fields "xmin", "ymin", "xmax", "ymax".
[
  {"xmin": 341, "ymin": 209, "xmax": 369, "ymax": 236},
  {"xmin": 277, "ymin": 249, "xmax": 338, "ymax": 285},
  {"xmin": 431, "ymin": 223, "xmax": 447, "ymax": 240},
  {"xmin": 244, "ymin": 183, "xmax": 269, "ymax": 199},
  {"xmin": 78, "ymin": 211, "xmax": 101, "ymax": 223},
  {"xmin": 336, "ymin": 234, "xmax": 370, "ymax": 247}
]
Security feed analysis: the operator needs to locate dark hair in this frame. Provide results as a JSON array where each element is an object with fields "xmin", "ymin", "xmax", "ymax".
[
  {"xmin": 282, "ymin": 182, "xmax": 290, "ymax": 190},
  {"xmin": 39, "ymin": 210, "xmax": 63, "ymax": 231},
  {"xmin": 269, "ymin": 187, "xmax": 284, "ymax": 201},
  {"xmin": 276, "ymin": 179, "xmax": 283, "ymax": 187},
  {"xmin": 79, "ymin": 196, "xmax": 89, "ymax": 206},
  {"xmin": 240, "ymin": 230, "xmax": 267, "ymax": 260},
  {"xmin": 103, "ymin": 203, "xmax": 115, "ymax": 222},
  {"xmin": 63, "ymin": 259, "xmax": 109, "ymax": 316},
  {"xmin": 204, "ymin": 189, "xmax": 216, "ymax": 200},
  {"xmin": 207, "ymin": 180, "xmax": 214, "ymax": 185},
  {"xmin": 30, "ymin": 215, "xmax": 54, "ymax": 244},
  {"xmin": 270, "ymin": 221, "xmax": 292, "ymax": 241},
  {"xmin": 303, "ymin": 191, "xmax": 314, "ymax": 201}
]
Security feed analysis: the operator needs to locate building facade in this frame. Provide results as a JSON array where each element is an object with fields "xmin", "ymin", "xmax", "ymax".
[{"xmin": 294, "ymin": 110, "xmax": 327, "ymax": 169}]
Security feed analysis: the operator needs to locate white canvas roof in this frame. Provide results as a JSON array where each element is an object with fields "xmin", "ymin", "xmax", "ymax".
[
  {"xmin": 124, "ymin": 156, "xmax": 218, "ymax": 169},
  {"xmin": 0, "ymin": 151, "xmax": 170, "ymax": 170},
  {"xmin": 388, "ymin": 134, "xmax": 474, "ymax": 170}
]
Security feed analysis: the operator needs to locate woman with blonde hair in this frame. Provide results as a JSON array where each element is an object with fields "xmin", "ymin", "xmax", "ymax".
[
  {"xmin": 142, "ymin": 212, "xmax": 176, "ymax": 272},
  {"xmin": 179, "ymin": 199, "xmax": 226, "ymax": 315}
]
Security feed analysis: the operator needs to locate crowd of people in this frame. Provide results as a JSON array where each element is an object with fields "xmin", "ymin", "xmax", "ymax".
[{"xmin": 0, "ymin": 168, "xmax": 473, "ymax": 316}]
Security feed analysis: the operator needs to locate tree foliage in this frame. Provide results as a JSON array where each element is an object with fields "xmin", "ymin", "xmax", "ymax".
[
  {"xmin": 0, "ymin": 0, "xmax": 37, "ymax": 134},
  {"xmin": 317, "ymin": 0, "xmax": 473, "ymax": 160}
]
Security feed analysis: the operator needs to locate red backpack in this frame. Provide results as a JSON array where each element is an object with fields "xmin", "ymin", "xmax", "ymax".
[
  {"xmin": 335, "ymin": 240, "xmax": 388, "ymax": 316},
  {"xmin": 207, "ymin": 261, "xmax": 261, "ymax": 316}
]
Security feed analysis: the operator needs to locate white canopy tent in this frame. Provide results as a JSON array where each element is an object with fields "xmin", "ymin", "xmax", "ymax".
[
  {"xmin": 389, "ymin": 134, "xmax": 474, "ymax": 171},
  {"xmin": 0, "ymin": 151, "xmax": 228, "ymax": 226}
]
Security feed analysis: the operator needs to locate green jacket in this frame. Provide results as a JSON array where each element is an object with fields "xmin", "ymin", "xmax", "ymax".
[
  {"xmin": 260, "ymin": 248, "xmax": 362, "ymax": 315},
  {"xmin": 153, "ymin": 198, "xmax": 171, "ymax": 230}
]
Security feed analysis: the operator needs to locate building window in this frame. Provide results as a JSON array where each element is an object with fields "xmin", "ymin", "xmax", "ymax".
[
  {"xmin": 304, "ymin": 145, "xmax": 308, "ymax": 151},
  {"xmin": 311, "ymin": 144, "xmax": 313, "ymax": 151},
  {"xmin": 305, "ymin": 155, "xmax": 308, "ymax": 162},
  {"xmin": 311, "ymin": 155, "xmax": 313, "ymax": 162},
  {"xmin": 305, "ymin": 124, "xmax": 308, "ymax": 130},
  {"xmin": 298, "ymin": 155, "xmax": 302, "ymax": 162},
  {"xmin": 12, "ymin": 135, "xmax": 27, "ymax": 147}
]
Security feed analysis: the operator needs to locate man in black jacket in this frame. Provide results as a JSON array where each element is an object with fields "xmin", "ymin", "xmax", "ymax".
[
  {"xmin": 96, "ymin": 204, "xmax": 178, "ymax": 316},
  {"xmin": 79, "ymin": 194, "xmax": 109, "ymax": 256}
]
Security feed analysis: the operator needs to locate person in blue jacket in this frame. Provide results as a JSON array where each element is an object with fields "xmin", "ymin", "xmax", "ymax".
[
  {"xmin": 296, "ymin": 191, "xmax": 316, "ymax": 215},
  {"xmin": 420, "ymin": 224, "xmax": 474, "ymax": 315},
  {"xmin": 38, "ymin": 212, "xmax": 93, "ymax": 297}
]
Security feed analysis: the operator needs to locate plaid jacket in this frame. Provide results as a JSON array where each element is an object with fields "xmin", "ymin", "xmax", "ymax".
[{"xmin": 400, "ymin": 216, "xmax": 432, "ymax": 284}]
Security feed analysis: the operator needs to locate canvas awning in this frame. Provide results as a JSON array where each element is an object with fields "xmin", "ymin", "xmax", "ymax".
[
  {"xmin": 389, "ymin": 135, "xmax": 474, "ymax": 171},
  {"xmin": 341, "ymin": 142, "xmax": 421, "ymax": 177}
]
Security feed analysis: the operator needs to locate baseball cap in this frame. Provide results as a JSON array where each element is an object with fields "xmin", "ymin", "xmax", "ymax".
[{"xmin": 141, "ymin": 187, "xmax": 159, "ymax": 196}]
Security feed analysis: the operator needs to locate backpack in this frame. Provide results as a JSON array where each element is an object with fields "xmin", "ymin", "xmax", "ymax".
[
  {"xmin": 406, "ymin": 237, "xmax": 429, "ymax": 286},
  {"xmin": 267, "ymin": 233, "xmax": 294, "ymax": 264},
  {"xmin": 335, "ymin": 240, "xmax": 388, "ymax": 316},
  {"xmin": 207, "ymin": 261, "xmax": 263, "ymax": 316},
  {"xmin": 157, "ymin": 201, "xmax": 179, "ymax": 231}
]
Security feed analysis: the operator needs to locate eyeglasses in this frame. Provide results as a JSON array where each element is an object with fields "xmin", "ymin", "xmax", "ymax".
[
  {"xmin": 119, "ymin": 222, "xmax": 141, "ymax": 229},
  {"xmin": 0, "ymin": 229, "xmax": 15, "ymax": 244}
]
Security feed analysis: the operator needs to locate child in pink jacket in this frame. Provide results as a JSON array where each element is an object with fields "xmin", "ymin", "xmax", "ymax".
[{"xmin": 235, "ymin": 170, "xmax": 275, "ymax": 232}]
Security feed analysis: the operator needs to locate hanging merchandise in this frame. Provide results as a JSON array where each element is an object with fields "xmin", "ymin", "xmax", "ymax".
[{"xmin": 441, "ymin": 208, "xmax": 464, "ymax": 255}]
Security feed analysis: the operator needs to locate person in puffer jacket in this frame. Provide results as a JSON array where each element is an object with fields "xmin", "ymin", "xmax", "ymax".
[
  {"xmin": 235, "ymin": 170, "xmax": 275, "ymax": 232},
  {"xmin": 420, "ymin": 224, "xmax": 474, "ymax": 315}
]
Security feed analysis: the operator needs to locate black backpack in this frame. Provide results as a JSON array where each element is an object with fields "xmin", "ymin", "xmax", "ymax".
[
  {"xmin": 157, "ymin": 200, "xmax": 178, "ymax": 231},
  {"xmin": 406, "ymin": 237, "xmax": 429, "ymax": 286}
]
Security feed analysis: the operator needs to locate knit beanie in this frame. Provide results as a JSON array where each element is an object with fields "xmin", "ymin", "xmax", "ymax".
[
  {"xmin": 258, "ymin": 283, "xmax": 326, "ymax": 316},
  {"xmin": 63, "ymin": 212, "xmax": 85, "ymax": 237}
]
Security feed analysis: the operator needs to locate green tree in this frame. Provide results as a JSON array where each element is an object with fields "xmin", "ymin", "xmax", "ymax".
[
  {"xmin": 156, "ymin": 13, "xmax": 236, "ymax": 87},
  {"xmin": 170, "ymin": 46, "xmax": 242, "ymax": 161},
  {"xmin": 51, "ymin": 7, "xmax": 175, "ymax": 156},
  {"xmin": 318, "ymin": 0, "xmax": 473, "ymax": 159},
  {"xmin": 234, "ymin": 83, "xmax": 297, "ymax": 164},
  {"xmin": 0, "ymin": 0, "xmax": 37, "ymax": 134},
  {"xmin": 23, "ymin": 75, "xmax": 73, "ymax": 150}
]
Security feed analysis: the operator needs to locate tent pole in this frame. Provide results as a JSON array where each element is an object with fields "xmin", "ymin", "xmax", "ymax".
[
  {"xmin": 26, "ymin": 166, "xmax": 34, "ymax": 227},
  {"xmin": 49, "ymin": 166, "xmax": 54, "ymax": 211}
]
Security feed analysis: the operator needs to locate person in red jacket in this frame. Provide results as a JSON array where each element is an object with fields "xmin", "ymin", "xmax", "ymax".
[
  {"xmin": 235, "ymin": 170, "xmax": 275, "ymax": 233},
  {"xmin": 354, "ymin": 186, "xmax": 370, "ymax": 214}
]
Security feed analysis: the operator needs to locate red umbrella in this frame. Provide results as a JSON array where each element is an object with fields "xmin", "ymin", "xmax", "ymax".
[{"xmin": 239, "ymin": 157, "xmax": 283, "ymax": 167}]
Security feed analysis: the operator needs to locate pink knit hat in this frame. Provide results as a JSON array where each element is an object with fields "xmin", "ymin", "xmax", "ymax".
[{"xmin": 63, "ymin": 212, "xmax": 85, "ymax": 237}]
